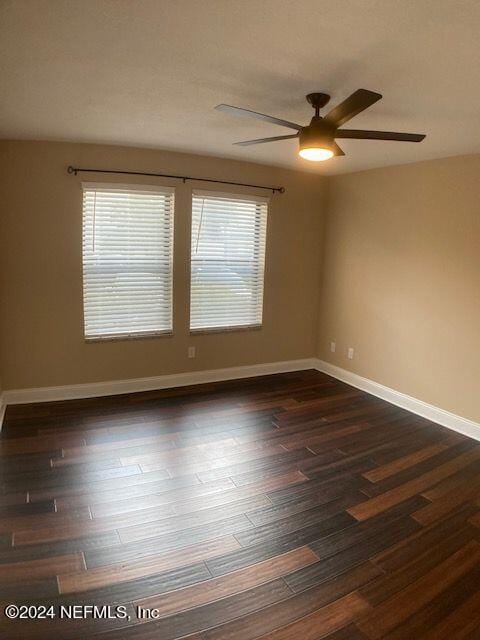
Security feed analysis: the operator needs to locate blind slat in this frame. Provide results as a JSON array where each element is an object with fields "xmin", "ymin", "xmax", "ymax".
[
  {"xmin": 82, "ymin": 187, "xmax": 174, "ymax": 339},
  {"xmin": 190, "ymin": 194, "xmax": 267, "ymax": 331}
]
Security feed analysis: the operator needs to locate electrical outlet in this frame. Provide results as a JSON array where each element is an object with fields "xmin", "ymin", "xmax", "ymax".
[
  {"xmin": 188, "ymin": 346, "xmax": 196, "ymax": 358},
  {"xmin": 330, "ymin": 341, "xmax": 336, "ymax": 353},
  {"xmin": 347, "ymin": 347, "xmax": 354, "ymax": 360}
]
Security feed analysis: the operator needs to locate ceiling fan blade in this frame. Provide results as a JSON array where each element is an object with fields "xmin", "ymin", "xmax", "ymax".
[
  {"xmin": 215, "ymin": 104, "xmax": 302, "ymax": 131},
  {"xmin": 324, "ymin": 89, "xmax": 382, "ymax": 127},
  {"xmin": 335, "ymin": 129, "xmax": 426, "ymax": 142},
  {"xmin": 332, "ymin": 142, "xmax": 345, "ymax": 156},
  {"xmin": 233, "ymin": 134, "xmax": 298, "ymax": 146}
]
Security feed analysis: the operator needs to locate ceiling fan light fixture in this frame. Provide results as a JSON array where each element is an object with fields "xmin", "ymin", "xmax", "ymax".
[
  {"xmin": 298, "ymin": 147, "xmax": 334, "ymax": 161},
  {"xmin": 298, "ymin": 122, "xmax": 336, "ymax": 162}
]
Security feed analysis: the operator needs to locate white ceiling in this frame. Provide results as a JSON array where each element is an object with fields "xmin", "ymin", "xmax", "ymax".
[{"xmin": 1, "ymin": 0, "xmax": 479, "ymax": 175}]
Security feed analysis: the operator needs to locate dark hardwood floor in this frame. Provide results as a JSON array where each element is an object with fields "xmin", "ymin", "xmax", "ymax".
[{"xmin": 0, "ymin": 369, "xmax": 479, "ymax": 639}]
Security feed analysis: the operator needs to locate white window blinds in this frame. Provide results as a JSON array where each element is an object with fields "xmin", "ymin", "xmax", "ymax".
[
  {"xmin": 82, "ymin": 184, "xmax": 174, "ymax": 340},
  {"xmin": 190, "ymin": 191, "xmax": 268, "ymax": 331}
]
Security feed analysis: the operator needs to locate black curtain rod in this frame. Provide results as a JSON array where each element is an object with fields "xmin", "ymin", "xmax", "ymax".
[{"xmin": 67, "ymin": 166, "xmax": 285, "ymax": 194}]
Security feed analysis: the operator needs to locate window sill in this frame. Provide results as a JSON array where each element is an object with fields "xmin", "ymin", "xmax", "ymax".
[
  {"xmin": 190, "ymin": 324, "xmax": 262, "ymax": 336},
  {"xmin": 85, "ymin": 330, "xmax": 174, "ymax": 343}
]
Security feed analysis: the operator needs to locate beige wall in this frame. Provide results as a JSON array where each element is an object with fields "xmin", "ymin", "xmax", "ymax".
[
  {"xmin": 2, "ymin": 141, "xmax": 479, "ymax": 425},
  {"xmin": 0, "ymin": 141, "xmax": 326, "ymax": 389},
  {"xmin": 318, "ymin": 155, "xmax": 480, "ymax": 423}
]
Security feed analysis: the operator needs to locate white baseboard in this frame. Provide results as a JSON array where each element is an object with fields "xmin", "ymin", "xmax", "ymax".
[
  {"xmin": 315, "ymin": 359, "xmax": 480, "ymax": 442},
  {"xmin": 3, "ymin": 357, "xmax": 478, "ymax": 444},
  {"xmin": 2, "ymin": 358, "xmax": 317, "ymax": 407}
]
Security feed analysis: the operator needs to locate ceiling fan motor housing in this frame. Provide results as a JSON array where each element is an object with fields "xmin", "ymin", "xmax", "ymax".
[{"xmin": 299, "ymin": 118, "xmax": 336, "ymax": 151}]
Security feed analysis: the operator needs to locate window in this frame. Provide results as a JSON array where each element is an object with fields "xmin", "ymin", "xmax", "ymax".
[
  {"xmin": 82, "ymin": 184, "xmax": 174, "ymax": 340},
  {"xmin": 190, "ymin": 191, "xmax": 268, "ymax": 331}
]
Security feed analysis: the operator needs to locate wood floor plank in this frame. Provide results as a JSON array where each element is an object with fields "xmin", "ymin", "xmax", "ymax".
[
  {"xmin": 118, "ymin": 494, "xmax": 271, "ymax": 544},
  {"xmin": 0, "ymin": 434, "xmax": 86, "ymax": 455},
  {"xmin": 58, "ymin": 536, "xmax": 240, "ymax": 594},
  {"xmin": 16, "ymin": 493, "xmax": 270, "ymax": 547},
  {"xmin": 356, "ymin": 540, "xmax": 480, "ymax": 639},
  {"xmin": 86, "ymin": 471, "xmax": 305, "ymax": 519},
  {"xmin": 0, "ymin": 533, "xmax": 12, "ymax": 548},
  {"xmin": 99, "ymin": 579, "xmax": 293, "ymax": 640},
  {"xmin": 7, "ymin": 564, "xmax": 215, "ymax": 611},
  {"xmin": 308, "ymin": 496, "xmax": 427, "ymax": 563},
  {"xmin": 13, "ymin": 503, "xmax": 177, "ymax": 544},
  {"xmin": 2, "ymin": 506, "xmax": 92, "ymax": 536},
  {"xmin": 360, "ymin": 439, "xmax": 476, "ymax": 497},
  {"xmin": 195, "ymin": 448, "xmax": 317, "ymax": 483},
  {"xmin": 266, "ymin": 473, "xmax": 367, "ymax": 506},
  {"xmin": 84, "ymin": 513, "xmax": 254, "ymax": 568},
  {"xmin": 0, "ymin": 552, "xmax": 84, "ymax": 582},
  {"xmin": 255, "ymin": 592, "xmax": 371, "ymax": 640},
  {"xmin": 348, "ymin": 445, "xmax": 480, "ymax": 521},
  {"xmin": 420, "ymin": 589, "xmax": 480, "ymax": 640},
  {"xmin": 413, "ymin": 474, "xmax": 480, "ymax": 525},
  {"xmin": 298, "ymin": 451, "xmax": 379, "ymax": 483},
  {"xmin": 55, "ymin": 473, "xmax": 205, "ymax": 510},
  {"xmin": 0, "ymin": 499, "xmax": 56, "ymax": 517},
  {"xmin": 234, "ymin": 496, "xmax": 360, "ymax": 548},
  {"xmin": 0, "ymin": 492, "xmax": 29, "ymax": 507},
  {"xmin": 26, "ymin": 467, "xmax": 172, "ymax": 502},
  {"xmin": 285, "ymin": 515, "xmax": 419, "ymax": 593},
  {"xmin": 421, "ymin": 458, "xmax": 480, "ymax": 500},
  {"xmin": 136, "ymin": 546, "xmax": 318, "ymax": 618},
  {"xmin": 469, "ymin": 510, "xmax": 480, "ymax": 527},
  {"xmin": 0, "ymin": 531, "xmax": 121, "ymax": 565},
  {"xmin": 362, "ymin": 441, "xmax": 451, "ymax": 483},
  {"xmin": 193, "ymin": 563, "xmax": 381, "ymax": 640},
  {"xmin": 207, "ymin": 512, "xmax": 354, "ymax": 578},
  {"xmin": 245, "ymin": 489, "xmax": 363, "ymax": 527},
  {"xmin": 372, "ymin": 503, "xmax": 478, "ymax": 572},
  {"xmin": 49, "ymin": 457, "xmax": 124, "ymax": 471},
  {"xmin": 319, "ymin": 625, "xmax": 369, "ymax": 640},
  {"xmin": 361, "ymin": 525, "xmax": 478, "ymax": 605},
  {"xmin": 0, "ymin": 576, "xmax": 59, "ymax": 600},
  {"xmin": 2, "ymin": 463, "xmax": 143, "ymax": 493},
  {"xmin": 378, "ymin": 568, "xmax": 480, "ymax": 640},
  {"xmin": 128, "ymin": 443, "xmax": 287, "ymax": 473}
]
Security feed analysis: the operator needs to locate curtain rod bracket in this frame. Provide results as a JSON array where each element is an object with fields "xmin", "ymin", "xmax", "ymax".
[{"xmin": 66, "ymin": 165, "xmax": 285, "ymax": 194}]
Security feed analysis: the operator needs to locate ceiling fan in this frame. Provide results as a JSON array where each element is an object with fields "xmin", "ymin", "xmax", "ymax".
[{"xmin": 215, "ymin": 90, "xmax": 426, "ymax": 161}]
